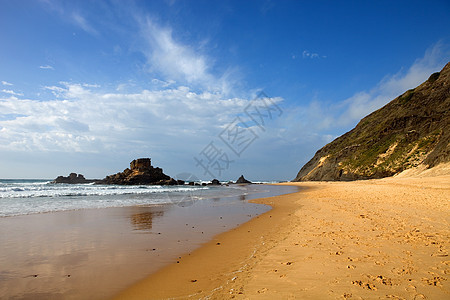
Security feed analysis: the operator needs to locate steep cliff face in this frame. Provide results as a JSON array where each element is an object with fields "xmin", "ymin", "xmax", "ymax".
[{"xmin": 294, "ymin": 62, "xmax": 450, "ymax": 181}]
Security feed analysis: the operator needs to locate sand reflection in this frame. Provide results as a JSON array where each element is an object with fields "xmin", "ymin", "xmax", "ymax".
[{"xmin": 130, "ymin": 210, "xmax": 164, "ymax": 231}]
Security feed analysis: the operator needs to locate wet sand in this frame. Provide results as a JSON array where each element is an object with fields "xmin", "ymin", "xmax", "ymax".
[
  {"xmin": 115, "ymin": 175, "xmax": 449, "ymax": 299},
  {"xmin": 0, "ymin": 185, "xmax": 298, "ymax": 299}
]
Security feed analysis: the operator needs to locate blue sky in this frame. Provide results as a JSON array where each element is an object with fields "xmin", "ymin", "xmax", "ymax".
[{"xmin": 0, "ymin": 0, "xmax": 449, "ymax": 180}]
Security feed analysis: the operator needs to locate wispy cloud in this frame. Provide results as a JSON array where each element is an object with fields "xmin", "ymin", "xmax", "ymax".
[
  {"xmin": 40, "ymin": 0, "xmax": 97, "ymax": 35},
  {"xmin": 41, "ymin": 4, "xmax": 236, "ymax": 93},
  {"xmin": 1, "ymin": 81, "xmax": 13, "ymax": 86},
  {"xmin": 336, "ymin": 42, "xmax": 449, "ymax": 126},
  {"xmin": 140, "ymin": 18, "xmax": 212, "ymax": 85},
  {"xmin": 302, "ymin": 50, "xmax": 326, "ymax": 59},
  {"xmin": 139, "ymin": 18, "xmax": 236, "ymax": 94},
  {"xmin": 82, "ymin": 83, "xmax": 100, "ymax": 88},
  {"xmin": 275, "ymin": 42, "xmax": 449, "ymax": 164},
  {"xmin": 39, "ymin": 65, "xmax": 54, "ymax": 70},
  {"xmin": 151, "ymin": 78, "xmax": 176, "ymax": 88},
  {"xmin": 1, "ymin": 89, "xmax": 23, "ymax": 96},
  {"xmin": 71, "ymin": 12, "xmax": 98, "ymax": 35}
]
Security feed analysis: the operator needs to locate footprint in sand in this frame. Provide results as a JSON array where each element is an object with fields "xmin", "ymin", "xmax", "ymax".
[
  {"xmin": 351, "ymin": 280, "xmax": 377, "ymax": 291},
  {"xmin": 257, "ymin": 287, "xmax": 268, "ymax": 294},
  {"xmin": 392, "ymin": 266, "xmax": 415, "ymax": 275},
  {"xmin": 342, "ymin": 293, "xmax": 352, "ymax": 299},
  {"xmin": 405, "ymin": 284, "xmax": 416, "ymax": 293},
  {"xmin": 372, "ymin": 275, "xmax": 394, "ymax": 286},
  {"xmin": 421, "ymin": 275, "xmax": 446, "ymax": 286},
  {"xmin": 385, "ymin": 295, "xmax": 405, "ymax": 299}
]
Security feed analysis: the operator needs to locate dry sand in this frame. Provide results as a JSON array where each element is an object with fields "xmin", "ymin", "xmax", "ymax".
[{"xmin": 114, "ymin": 175, "xmax": 449, "ymax": 299}]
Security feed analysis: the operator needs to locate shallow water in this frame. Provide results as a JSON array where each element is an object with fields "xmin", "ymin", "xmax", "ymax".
[{"xmin": 0, "ymin": 184, "xmax": 298, "ymax": 300}]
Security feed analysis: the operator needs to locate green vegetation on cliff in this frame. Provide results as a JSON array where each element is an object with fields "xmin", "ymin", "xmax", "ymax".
[{"xmin": 294, "ymin": 63, "xmax": 450, "ymax": 181}]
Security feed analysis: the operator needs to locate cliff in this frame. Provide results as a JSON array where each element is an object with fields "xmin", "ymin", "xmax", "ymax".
[{"xmin": 294, "ymin": 62, "xmax": 450, "ymax": 181}]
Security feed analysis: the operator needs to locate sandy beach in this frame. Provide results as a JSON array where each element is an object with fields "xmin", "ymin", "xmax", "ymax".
[
  {"xmin": 2, "ymin": 2, "xmax": 448, "ymax": 299},
  {"xmin": 114, "ymin": 174, "xmax": 450, "ymax": 299}
]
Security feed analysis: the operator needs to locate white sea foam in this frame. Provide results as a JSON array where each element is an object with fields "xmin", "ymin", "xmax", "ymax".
[
  {"xmin": 0, "ymin": 179, "xmax": 215, "ymax": 217},
  {"xmin": 0, "ymin": 181, "xmax": 203, "ymax": 198}
]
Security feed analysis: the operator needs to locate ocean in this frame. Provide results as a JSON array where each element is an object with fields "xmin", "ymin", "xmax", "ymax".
[
  {"xmin": 0, "ymin": 180, "xmax": 298, "ymax": 299},
  {"xmin": 0, "ymin": 179, "xmax": 279, "ymax": 217}
]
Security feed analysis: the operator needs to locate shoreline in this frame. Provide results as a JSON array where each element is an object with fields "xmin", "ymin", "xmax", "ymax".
[
  {"xmin": 0, "ymin": 184, "xmax": 297, "ymax": 299},
  {"xmin": 113, "ymin": 185, "xmax": 306, "ymax": 299},
  {"xmin": 114, "ymin": 175, "xmax": 450, "ymax": 299}
]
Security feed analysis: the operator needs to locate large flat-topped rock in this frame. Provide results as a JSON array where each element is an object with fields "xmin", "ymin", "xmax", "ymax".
[
  {"xmin": 130, "ymin": 158, "xmax": 152, "ymax": 171},
  {"xmin": 102, "ymin": 158, "xmax": 173, "ymax": 185}
]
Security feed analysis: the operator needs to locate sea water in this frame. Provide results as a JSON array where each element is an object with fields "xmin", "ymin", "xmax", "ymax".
[
  {"xmin": 0, "ymin": 181, "xmax": 298, "ymax": 299},
  {"xmin": 0, "ymin": 179, "xmax": 270, "ymax": 217}
]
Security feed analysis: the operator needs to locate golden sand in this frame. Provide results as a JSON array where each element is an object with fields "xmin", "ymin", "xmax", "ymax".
[{"xmin": 114, "ymin": 175, "xmax": 449, "ymax": 299}]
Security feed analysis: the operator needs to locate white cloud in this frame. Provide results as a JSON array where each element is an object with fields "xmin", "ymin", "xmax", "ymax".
[
  {"xmin": 1, "ymin": 89, "xmax": 23, "ymax": 96},
  {"xmin": 39, "ymin": 65, "xmax": 54, "ymax": 70},
  {"xmin": 1, "ymin": 81, "xmax": 13, "ymax": 86},
  {"xmin": 273, "ymin": 42, "xmax": 449, "ymax": 167},
  {"xmin": 40, "ymin": 1, "xmax": 98, "ymax": 35},
  {"xmin": 151, "ymin": 78, "xmax": 176, "ymax": 88},
  {"xmin": 116, "ymin": 83, "xmax": 131, "ymax": 92},
  {"xmin": 0, "ymin": 83, "xmax": 281, "ymax": 155},
  {"xmin": 82, "ymin": 83, "xmax": 100, "ymax": 88},
  {"xmin": 139, "ymin": 18, "xmax": 236, "ymax": 94},
  {"xmin": 43, "ymin": 85, "xmax": 66, "ymax": 97},
  {"xmin": 141, "ymin": 19, "xmax": 212, "ymax": 84},
  {"xmin": 302, "ymin": 50, "xmax": 326, "ymax": 59},
  {"xmin": 336, "ymin": 42, "xmax": 449, "ymax": 126},
  {"xmin": 71, "ymin": 12, "xmax": 98, "ymax": 35}
]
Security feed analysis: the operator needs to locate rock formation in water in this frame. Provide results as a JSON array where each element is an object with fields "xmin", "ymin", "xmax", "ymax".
[
  {"xmin": 236, "ymin": 175, "xmax": 252, "ymax": 184},
  {"xmin": 294, "ymin": 62, "xmax": 450, "ymax": 181},
  {"xmin": 52, "ymin": 173, "xmax": 95, "ymax": 184},
  {"xmin": 101, "ymin": 158, "xmax": 174, "ymax": 185},
  {"xmin": 209, "ymin": 179, "xmax": 221, "ymax": 185}
]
